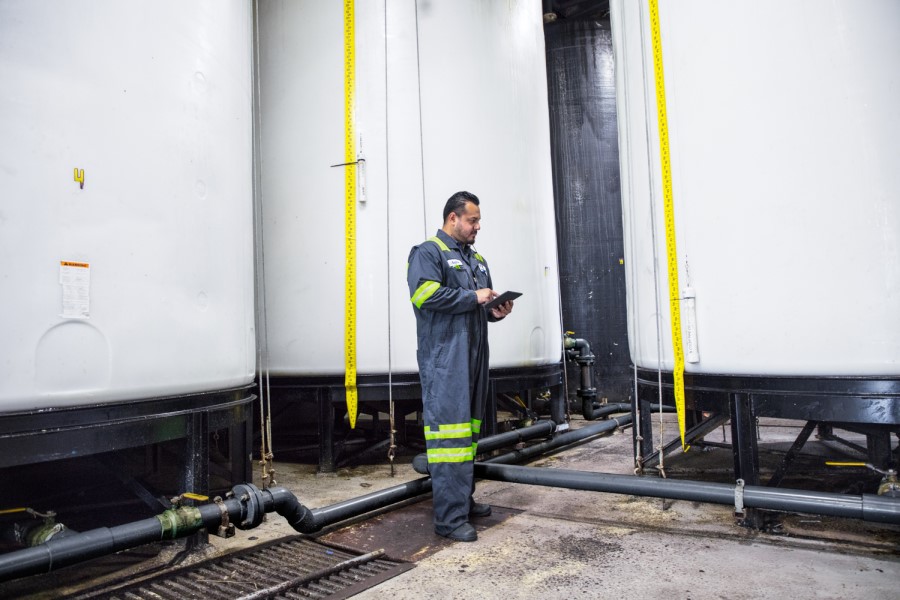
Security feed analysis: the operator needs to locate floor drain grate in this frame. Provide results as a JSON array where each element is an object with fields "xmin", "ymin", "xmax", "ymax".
[{"xmin": 71, "ymin": 537, "xmax": 412, "ymax": 600}]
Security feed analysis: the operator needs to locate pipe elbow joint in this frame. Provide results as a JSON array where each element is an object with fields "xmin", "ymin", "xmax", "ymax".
[{"xmin": 267, "ymin": 487, "xmax": 318, "ymax": 534}]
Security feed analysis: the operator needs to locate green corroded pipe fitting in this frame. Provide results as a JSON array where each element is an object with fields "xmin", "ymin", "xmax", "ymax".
[{"xmin": 156, "ymin": 506, "xmax": 204, "ymax": 539}]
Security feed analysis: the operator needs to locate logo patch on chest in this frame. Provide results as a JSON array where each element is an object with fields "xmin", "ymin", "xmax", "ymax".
[
  {"xmin": 447, "ymin": 259, "xmax": 463, "ymax": 270},
  {"xmin": 478, "ymin": 264, "xmax": 487, "ymax": 274}
]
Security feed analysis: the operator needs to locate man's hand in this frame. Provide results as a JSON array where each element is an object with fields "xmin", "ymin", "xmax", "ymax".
[
  {"xmin": 490, "ymin": 300, "xmax": 513, "ymax": 320},
  {"xmin": 475, "ymin": 288, "xmax": 496, "ymax": 304}
]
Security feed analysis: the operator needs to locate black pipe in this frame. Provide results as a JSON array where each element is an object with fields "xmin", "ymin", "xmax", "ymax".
[
  {"xmin": 485, "ymin": 415, "xmax": 631, "ymax": 465},
  {"xmin": 563, "ymin": 335, "xmax": 600, "ymax": 419},
  {"xmin": 413, "ymin": 412, "xmax": 631, "ymax": 475},
  {"xmin": 0, "ymin": 517, "xmax": 166, "ymax": 582},
  {"xmin": 309, "ymin": 477, "xmax": 432, "ymax": 530},
  {"xmin": 473, "ymin": 463, "xmax": 900, "ymax": 525},
  {"xmin": 475, "ymin": 420, "xmax": 556, "ymax": 454},
  {"xmin": 0, "ymin": 484, "xmax": 311, "ymax": 582},
  {"xmin": 0, "ymin": 476, "xmax": 438, "ymax": 583}
]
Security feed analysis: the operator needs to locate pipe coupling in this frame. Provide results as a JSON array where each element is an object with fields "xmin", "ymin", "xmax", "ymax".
[
  {"xmin": 156, "ymin": 506, "xmax": 203, "ymax": 540},
  {"xmin": 230, "ymin": 483, "xmax": 267, "ymax": 530}
]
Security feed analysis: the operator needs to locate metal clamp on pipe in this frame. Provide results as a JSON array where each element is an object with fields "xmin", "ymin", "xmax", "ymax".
[
  {"xmin": 734, "ymin": 479, "xmax": 745, "ymax": 517},
  {"xmin": 212, "ymin": 496, "xmax": 235, "ymax": 539}
]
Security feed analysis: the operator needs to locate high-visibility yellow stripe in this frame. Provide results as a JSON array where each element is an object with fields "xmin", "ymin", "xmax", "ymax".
[
  {"xmin": 428, "ymin": 236, "xmax": 450, "ymax": 252},
  {"xmin": 649, "ymin": 0, "xmax": 688, "ymax": 451},
  {"xmin": 426, "ymin": 447, "xmax": 475, "ymax": 463},
  {"xmin": 471, "ymin": 418, "xmax": 482, "ymax": 434},
  {"xmin": 412, "ymin": 281, "xmax": 440, "ymax": 308},
  {"xmin": 424, "ymin": 423, "xmax": 472, "ymax": 440},
  {"xmin": 344, "ymin": 0, "xmax": 358, "ymax": 429}
]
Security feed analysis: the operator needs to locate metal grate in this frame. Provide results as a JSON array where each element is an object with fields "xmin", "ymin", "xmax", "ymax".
[{"xmin": 71, "ymin": 537, "xmax": 412, "ymax": 600}]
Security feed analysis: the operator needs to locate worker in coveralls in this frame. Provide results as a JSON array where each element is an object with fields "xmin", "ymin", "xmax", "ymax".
[{"xmin": 407, "ymin": 191, "xmax": 514, "ymax": 542}]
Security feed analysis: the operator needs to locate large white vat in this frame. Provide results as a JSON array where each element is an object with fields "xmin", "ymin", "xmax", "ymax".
[
  {"xmin": 611, "ymin": 0, "xmax": 900, "ymax": 376},
  {"xmin": 0, "ymin": 1, "xmax": 256, "ymax": 411},
  {"xmin": 257, "ymin": 0, "xmax": 562, "ymax": 376}
]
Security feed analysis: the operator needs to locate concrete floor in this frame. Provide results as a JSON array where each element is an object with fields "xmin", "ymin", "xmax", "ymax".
[
  {"xmin": 220, "ymin": 415, "xmax": 900, "ymax": 600},
  {"xmin": 3, "ymin": 414, "xmax": 899, "ymax": 599}
]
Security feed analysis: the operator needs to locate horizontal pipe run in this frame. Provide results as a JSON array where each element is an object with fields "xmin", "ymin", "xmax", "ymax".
[
  {"xmin": 309, "ymin": 477, "xmax": 432, "ymax": 530},
  {"xmin": 0, "ymin": 475, "xmax": 439, "ymax": 583},
  {"xmin": 0, "ymin": 485, "xmax": 313, "ymax": 582},
  {"xmin": 486, "ymin": 415, "xmax": 631, "ymax": 464},
  {"xmin": 412, "ymin": 413, "xmax": 634, "ymax": 474},
  {"xmin": 475, "ymin": 420, "xmax": 556, "ymax": 454},
  {"xmin": 0, "ymin": 516, "xmax": 175, "ymax": 581},
  {"xmin": 473, "ymin": 463, "xmax": 900, "ymax": 525}
]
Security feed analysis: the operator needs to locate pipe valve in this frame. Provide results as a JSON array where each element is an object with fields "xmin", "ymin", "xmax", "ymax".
[{"xmin": 826, "ymin": 462, "xmax": 900, "ymax": 497}]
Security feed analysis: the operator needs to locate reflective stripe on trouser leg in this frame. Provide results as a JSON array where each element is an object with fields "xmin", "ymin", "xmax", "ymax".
[{"xmin": 425, "ymin": 424, "xmax": 473, "ymax": 535}]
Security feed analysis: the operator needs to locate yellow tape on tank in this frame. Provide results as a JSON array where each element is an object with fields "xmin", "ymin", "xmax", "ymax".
[
  {"xmin": 344, "ymin": 0, "xmax": 358, "ymax": 429},
  {"xmin": 649, "ymin": 0, "xmax": 688, "ymax": 450}
]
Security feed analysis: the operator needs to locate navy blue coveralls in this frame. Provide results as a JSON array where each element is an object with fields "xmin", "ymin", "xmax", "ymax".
[{"xmin": 407, "ymin": 229, "xmax": 497, "ymax": 535}]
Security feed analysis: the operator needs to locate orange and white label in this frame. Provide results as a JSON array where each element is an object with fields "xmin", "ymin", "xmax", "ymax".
[{"xmin": 59, "ymin": 261, "xmax": 91, "ymax": 318}]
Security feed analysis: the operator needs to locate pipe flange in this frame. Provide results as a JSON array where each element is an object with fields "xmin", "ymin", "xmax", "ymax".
[{"xmin": 231, "ymin": 483, "xmax": 265, "ymax": 530}]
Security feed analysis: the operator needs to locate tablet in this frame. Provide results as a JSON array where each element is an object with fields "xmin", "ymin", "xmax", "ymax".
[{"xmin": 485, "ymin": 290, "xmax": 522, "ymax": 311}]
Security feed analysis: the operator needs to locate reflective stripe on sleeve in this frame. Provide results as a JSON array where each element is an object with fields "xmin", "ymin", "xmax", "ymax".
[
  {"xmin": 411, "ymin": 280, "xmax": 440, "ymax": 308},
  {"xmin": 471, "ymin": 419, "xmax": 482, "ymax": 434}
]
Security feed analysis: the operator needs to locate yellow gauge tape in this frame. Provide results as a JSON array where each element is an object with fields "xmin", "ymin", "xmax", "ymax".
[
  {"xmin": 0, "ymin": 507, "xmax": 28, "ymax": 515},
  {"xmin": 825, "ymin": 461, "xmax": 867, "ymax": 467},
  {"xmin": 344, "ymin": 0, "xmax": 358, "ymax": 429},
  {"xmin": 649, "ymin": 0, "xmax": 687, "ymax": 451}
]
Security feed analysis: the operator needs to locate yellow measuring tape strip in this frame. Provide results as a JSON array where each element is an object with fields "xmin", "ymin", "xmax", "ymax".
[
  {"xmin": 344, "ymin": 0, "xmax": 358, "ymax": 429},
  {"xmin": 649, "ymin": 0, "xmax": 687, "ymax": 451}
]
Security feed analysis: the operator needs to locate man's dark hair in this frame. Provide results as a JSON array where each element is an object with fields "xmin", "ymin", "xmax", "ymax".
[{"xmin": 442, "ymin": 191, "xmax": 480, "ymax": 223}]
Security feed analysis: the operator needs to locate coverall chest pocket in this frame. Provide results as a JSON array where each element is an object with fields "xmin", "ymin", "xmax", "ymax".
[{"xmin": 447, "ymin": 261, "xmax": 475, "ymax": 289}]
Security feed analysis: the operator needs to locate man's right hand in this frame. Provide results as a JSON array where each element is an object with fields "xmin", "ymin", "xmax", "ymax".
[{"xmin": 475, "ymin": 288, "xmax": 496, "ymax": 304}]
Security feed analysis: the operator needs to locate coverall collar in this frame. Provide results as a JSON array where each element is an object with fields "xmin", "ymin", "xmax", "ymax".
[{"xmin": 435, "ymin": 229, "xmax": 473, "ymax": 256}]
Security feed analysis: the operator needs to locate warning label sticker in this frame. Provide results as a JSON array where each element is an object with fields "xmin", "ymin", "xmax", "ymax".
[{"xmin": 59, "ymin": 261, "xmax": 90, "ymax": 318}]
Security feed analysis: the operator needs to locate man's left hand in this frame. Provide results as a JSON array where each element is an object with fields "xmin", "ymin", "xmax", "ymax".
[{"xmin": 490, "ymin": 300, "xmax": 514, "ymax": 320}]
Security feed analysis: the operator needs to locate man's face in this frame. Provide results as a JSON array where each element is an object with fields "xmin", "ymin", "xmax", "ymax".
[{"xmin": 450, "ymin": 202, "xmax": 481, "ymax": 245}]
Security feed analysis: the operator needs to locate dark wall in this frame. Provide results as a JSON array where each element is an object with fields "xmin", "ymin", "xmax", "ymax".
[{"xmin": 545, "ymin": 19, "xmax": 632, "ymax": 404}]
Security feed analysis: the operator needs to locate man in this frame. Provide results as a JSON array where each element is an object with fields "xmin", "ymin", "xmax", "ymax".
[{"xmin": 407, "ymin": 191, "xmax": 514, "ymax": 542}]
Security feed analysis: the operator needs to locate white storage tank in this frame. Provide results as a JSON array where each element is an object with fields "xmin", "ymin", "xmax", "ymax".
[
  {"xmin": 257, "ymin": 0, "xmax": 562, "ymax": 380},
  {"xmin": 0, "ymin": 1, "xmax": 256, "ymax": 413},
  {"xmin": 611, "ymin": 0, "xmax": 900, "ymax": 377}
]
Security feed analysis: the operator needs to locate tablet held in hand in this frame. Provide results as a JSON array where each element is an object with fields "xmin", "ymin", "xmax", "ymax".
[{"xmin": 485, "ymin": 291, "xmax": 522, "ymax": 311}]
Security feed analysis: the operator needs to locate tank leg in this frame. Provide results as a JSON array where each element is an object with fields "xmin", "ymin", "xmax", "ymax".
[
  {"xmin": 729, "ymin": 393, "xmax": 760, "ymax": 485},
  {"xmin": 318, "ymin": 388, "xmax": 336, "ymax": 473},
  {"xmin": 183, "ymin": 411, "xmax": 209, "ymax": 549},
  {"xmin": 867, "ymin": 430, "xmax": 893, "ymax": 469}
]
